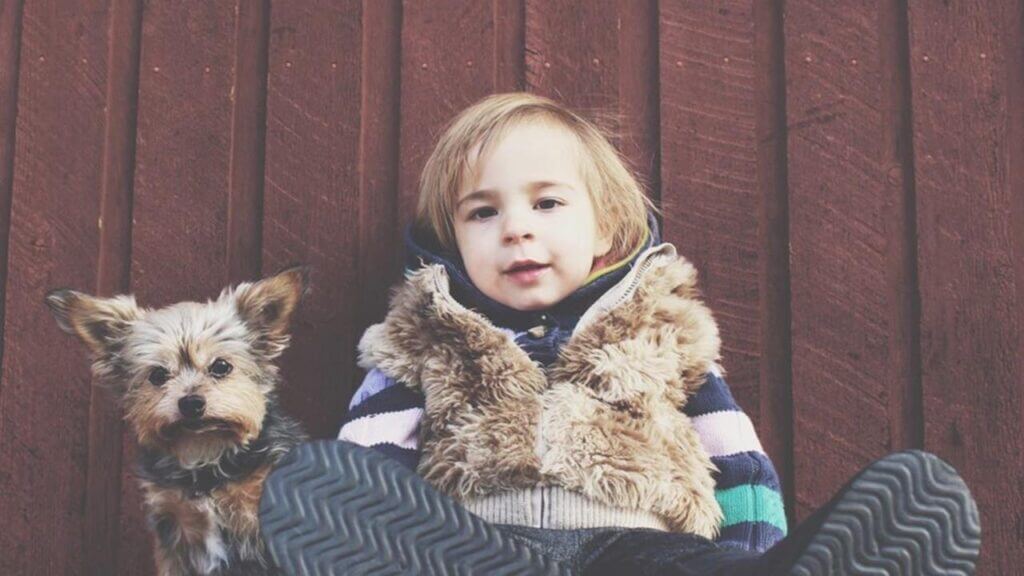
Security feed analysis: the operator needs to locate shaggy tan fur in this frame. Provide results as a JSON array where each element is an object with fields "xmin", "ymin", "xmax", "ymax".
[{"xmin": 358, "ymin": 250, "xmax": 724, "ymax": 537}]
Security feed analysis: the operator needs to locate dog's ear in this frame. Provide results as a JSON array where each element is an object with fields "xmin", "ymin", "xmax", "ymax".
[
  {"xmin": 45, "ymin": 290, "xmax": 141, "ymax": 356},
  {"xmin": 232, "ymin": 265, "xmax": 310, "ymax": 359}
]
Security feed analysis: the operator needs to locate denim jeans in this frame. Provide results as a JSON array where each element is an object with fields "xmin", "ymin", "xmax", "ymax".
[{"xmin": 496, "ymin": 525, "xmax": 763, "ymax": 576}]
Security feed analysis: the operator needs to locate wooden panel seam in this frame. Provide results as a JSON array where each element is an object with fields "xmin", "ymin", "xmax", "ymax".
[
  {"xmin": 493, "ymin": 0, "xmax": 525, "ymax": 92},
  {"xmin": 753, "ymin": 0, "xmax": 794, "ymax": 526},
  {"xmin": 227, "ymin": 0, "xmax": 271, "ymax": 283},
  {"xmin": 356, "ymin": 0, "xmax": 402, "ymax": 389},
  {"xmin": 878, "ymin": 0, "xmax": 922, "ymax": 451},
  {"xmin": 86, "ymin": 1, "xmax": 144, "ymax": 573},
  {"xmin": 0, "ymin": 0, "xmax": 25, "ymax": 414}
]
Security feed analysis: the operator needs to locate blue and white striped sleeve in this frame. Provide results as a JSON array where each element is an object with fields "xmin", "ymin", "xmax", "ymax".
[
  {"xmin": 338, "ymin": 368, "xmax": 424, "ymax": 470},
  {"xmin": 684, "ymin": 367, "xmax": 788, "ymax": 553}
]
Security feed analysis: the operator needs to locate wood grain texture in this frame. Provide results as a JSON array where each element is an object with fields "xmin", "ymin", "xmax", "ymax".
[
  {"xmin": 785, "ymin": 0, "xmax": 894, "ymax": 520},
  {"xmin": 125, "ymin": 2, "xmax": 239, "ymax": 572},
  {"xmin": 0, "ymin": 1, "xmax": 109, "ymax": 573},
  {"xmin": 525, "ymin": 0, "xmax": 617, "ymax": 111},
  {"xmin": 617, "ymin": 0, "xmax": 659, "ymax": 204},
  {"xmin": 0, "ymin": 3, "xmax": 1022, "ymax": 571},
  {"xmin": 398, "ymin": 0, "xmax": 496, "ymax": 231},
  {"xmin": 263, "ymin": 0, "xmax": 362, "ymax": 438},
  {"xmin": 659, "ymin": 0, "xmax": 764, "ymax": 434},
  {"xmin": 526, "ymin": 0, "xmax": 660, "ymax": 203},
  {"xmin": 908, "ymin": 1, "xmax": 1023, "ymax": 573}
]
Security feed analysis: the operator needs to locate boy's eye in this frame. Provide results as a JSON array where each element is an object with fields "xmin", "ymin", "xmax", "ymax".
[
  {"xmin": 536, "ymin": 198, "xmax": 562, "ymax": 210},
  {"xmin": 469, "ymin": 207, "xmax": 497, "ymax": 220},
  {"xmin": 209, "ymin": 358, "xmax": 233, "ymax": 378},
  {"xmin": 148, "ymin": 367, "xmax": 170, "ymax": 387}
]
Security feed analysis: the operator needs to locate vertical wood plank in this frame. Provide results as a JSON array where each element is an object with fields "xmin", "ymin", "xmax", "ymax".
[
  {"xmin": 617, "ymin": 0, "xmax": 660, "ymax": 204},
  {"xmin": 659, "ymin": 1, "xmax": 766, "ymax": 437},
  {"xmin": 525, "ymin": 0, "xmax": 618, "ymax": 111},
  {"xmin": 785, "ymin": 0, "xmax": 913, "ymax": 520},
  {"xmin": 909, "ymin": 1, "xmax": 1023, "ymax": 572},
  {"xmin": 131, "ymin": 1, "xmax": 236, "ymax": 304},
  {"xmin": 399, "ymin": 0, "xmax": 496, "ymax": 231},
  {"xmin": 0, "ymin": 1, "xmax": 109, "ymax": 573},
  {"xmin": 123, "ymin": 2, "xmax": 239, "ymax": 572},
  {"xmin": 263, "ymin": 0, "xmax": 363, "ymax": 438}
]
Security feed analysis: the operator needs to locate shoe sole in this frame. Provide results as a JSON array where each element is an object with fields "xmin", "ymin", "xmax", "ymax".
[
  {"xmin": 259, "ymin": 440, "xmax": 569, "ymax": 576},
  {"xmin": 790, "ymin": 450, "xmax": 981, "ymax": 576}
]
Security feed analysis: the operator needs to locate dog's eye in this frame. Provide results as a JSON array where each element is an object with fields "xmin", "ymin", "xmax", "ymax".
[
  {"xmin": 209, "ymin": 358, "xmax": 233, "ymax": 378},
  {"xmin": 148, "ymin": 367, "xmax": 170, "ymax": 387}
]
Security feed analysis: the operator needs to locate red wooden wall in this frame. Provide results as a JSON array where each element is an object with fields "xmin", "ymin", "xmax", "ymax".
[{"xmin": 1, "ymin": 1, "xmax": 1021, "ymax": 574}]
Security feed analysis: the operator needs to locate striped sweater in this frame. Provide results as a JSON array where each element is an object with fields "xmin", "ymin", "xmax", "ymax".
[{"xmin": 339, "ymin": 366, "xmax": 787, "ymax": 552}]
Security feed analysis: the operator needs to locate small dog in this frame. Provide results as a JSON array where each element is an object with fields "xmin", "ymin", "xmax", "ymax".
[{"xmin": 45, "ymin": 267, "xmax": 309, "ymax": 575}]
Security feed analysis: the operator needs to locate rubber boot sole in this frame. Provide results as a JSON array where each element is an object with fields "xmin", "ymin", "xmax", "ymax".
[
  {"xmin": 259, "ymin": 440, "xmax": 570, "ymax": 576},
  {"xmin": 789, "ymin": 450, "xmax": 981, "ymax": 576}
]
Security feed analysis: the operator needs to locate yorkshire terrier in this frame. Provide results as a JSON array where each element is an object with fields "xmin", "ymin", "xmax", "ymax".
[{"xmin": 45, "ymin": 267, "xmax": 309, "ymax": 576}]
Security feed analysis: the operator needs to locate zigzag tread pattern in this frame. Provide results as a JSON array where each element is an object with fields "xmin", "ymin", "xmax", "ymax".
[
  {"xmin": 790, "ymin": 450, "xmax": 981, "ymax": 576},
  {"xmin": 259, "ymin": 440, "xmax": 570, "ymax": 576}
]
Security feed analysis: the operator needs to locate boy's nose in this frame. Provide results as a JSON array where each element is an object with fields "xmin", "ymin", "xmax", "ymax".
[
  {"xmin": 501, "ymin": 216, "xmax": 535, "ymax": 244},
  {"xmin": 502, "ymin": 228, "xmax": 534, "ymax": 244}
]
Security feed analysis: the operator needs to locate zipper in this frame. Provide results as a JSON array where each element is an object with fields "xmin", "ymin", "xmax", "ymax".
[
  {"xmin": 573, "ymin": 248, "xmax": 669, "ymax": 336},
  {"xmin": 607, "ymin": 254, "xmax": 661, "ymax": 311},
  {"xmin": 531, "ymin": 485, "xmax": 544, "ymax": 528},
  {"xmin": 536, "ymin": 418, "xmax": 545, "ymax": 527},
  {"xmin": 540, "ymin": 486, "xmax": 546, "ymax": 528}
]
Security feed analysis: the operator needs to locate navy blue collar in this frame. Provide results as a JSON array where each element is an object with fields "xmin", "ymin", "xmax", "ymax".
[{"xmin": 404, "ymin": 213, "xmax": 661, "ymax": 333}]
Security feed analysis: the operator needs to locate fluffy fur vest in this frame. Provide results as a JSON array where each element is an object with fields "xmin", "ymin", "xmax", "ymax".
[{"xmin": 358, "ymin": 246, "xmax": 725, "ymax": 537}]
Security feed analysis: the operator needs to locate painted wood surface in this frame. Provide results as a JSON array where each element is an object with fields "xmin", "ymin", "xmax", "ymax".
[{"xmin": 0, "ymin": 1, "xmax": 1019, "ymax": 573}]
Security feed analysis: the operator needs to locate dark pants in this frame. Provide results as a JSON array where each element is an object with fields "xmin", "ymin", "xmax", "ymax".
[{"xmin": 496, "ymin": 525, "xmax": 763, "ymax": 576}]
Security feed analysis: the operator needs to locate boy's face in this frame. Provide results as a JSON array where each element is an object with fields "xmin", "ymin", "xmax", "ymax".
[{"xmin": 452, "ymin": 120, "xmax": 611, "ymax": 311}]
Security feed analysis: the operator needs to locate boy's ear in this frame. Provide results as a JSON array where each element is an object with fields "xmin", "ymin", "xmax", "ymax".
[
  {"xmin": 232, "ymin": 265, "xmax": 310, "ymax": 357},
  {"xmin": 594, "ymin": 230, "xmax": 613, "ymax": 261},
  {"xmin": 44, "ymin": 290, "xmax": 141, "ymax": 356}
]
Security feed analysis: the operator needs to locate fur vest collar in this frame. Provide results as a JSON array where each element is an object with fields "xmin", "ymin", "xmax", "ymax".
[{"xmin": 358, "ymin": 244, "xmax": 725, "ymax": 537}]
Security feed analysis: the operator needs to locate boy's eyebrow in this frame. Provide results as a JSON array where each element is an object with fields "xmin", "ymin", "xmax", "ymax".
[
  {"xmin": 456, "ymin": 181, "xmax": 573, "ymax": 209},
  {"xmin": 455, "ymin": 189, "xmax": 496, "ymax": 209}
]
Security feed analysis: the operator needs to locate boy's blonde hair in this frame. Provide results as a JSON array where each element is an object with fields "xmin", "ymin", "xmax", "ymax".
[{"xmin": 416, "ymin": 92, "xmax": 656, "ymax": 263}]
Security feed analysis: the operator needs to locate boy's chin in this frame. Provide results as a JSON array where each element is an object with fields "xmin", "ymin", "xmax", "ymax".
[{"xmin": 494, "ymin": 290, "xmax": 564, "ymax": 312}]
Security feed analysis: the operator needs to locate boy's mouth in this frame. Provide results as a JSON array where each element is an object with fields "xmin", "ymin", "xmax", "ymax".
[{"xmin": 504, "ymin": 260, "xmax": 550, "ymax": 284}]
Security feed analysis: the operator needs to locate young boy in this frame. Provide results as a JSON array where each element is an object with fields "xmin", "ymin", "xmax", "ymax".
[{"xmin": 258, "ymin": 93, "xmax": 980, "ymax": 575}]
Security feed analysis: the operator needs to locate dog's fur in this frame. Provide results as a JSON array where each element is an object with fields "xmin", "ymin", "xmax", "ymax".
[{"xmin": 46, "ymin": 267, "xmax": 309, "ymax": 576}]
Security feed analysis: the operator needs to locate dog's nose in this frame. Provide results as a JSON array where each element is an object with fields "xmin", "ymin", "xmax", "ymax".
[{"xmin": 178, "ymin": 395, "xmax": 206, "ymax": 419}]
